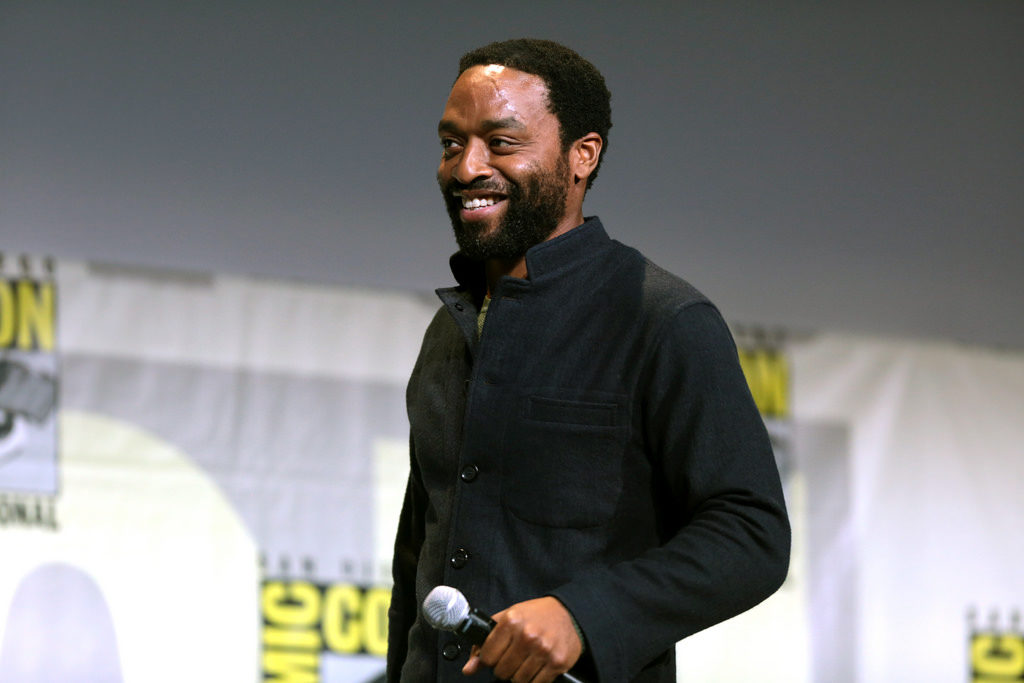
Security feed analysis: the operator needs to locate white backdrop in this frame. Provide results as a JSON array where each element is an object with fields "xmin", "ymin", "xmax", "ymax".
[{"xmin": 0, "ymin": 257, "xmax": 1020, "ymax": 681}]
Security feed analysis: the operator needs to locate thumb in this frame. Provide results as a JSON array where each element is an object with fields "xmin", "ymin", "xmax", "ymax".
[{"xmin": 461, "ymin": 645, "xmax": 481, "ymax": 675}]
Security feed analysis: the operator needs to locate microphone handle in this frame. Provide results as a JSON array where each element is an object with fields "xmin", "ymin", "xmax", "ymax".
[
  {"xmin": 455, "ymin": 608, "xmax": 586, "ymax": 683},
  {"xmin": 457, "ymin": 608, "xmax": 496, "ymax": 645}
]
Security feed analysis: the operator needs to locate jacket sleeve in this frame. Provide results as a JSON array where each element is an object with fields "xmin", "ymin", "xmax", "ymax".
[
  {"xmin": 549, "ymin": 301, "xmax": 791, "ymax": 681},
  {"xmin": 385, "ymin": 436, "xmax": 427, "ymax": 682}
]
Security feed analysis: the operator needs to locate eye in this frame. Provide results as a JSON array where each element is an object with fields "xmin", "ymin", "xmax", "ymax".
[
  {"xmin": 490, "ymin": 138, "xmax": 514, "ymax": 151},
  {"xmin": 440, "ymin": 138, "xmax": 462, "ymax": 158}
]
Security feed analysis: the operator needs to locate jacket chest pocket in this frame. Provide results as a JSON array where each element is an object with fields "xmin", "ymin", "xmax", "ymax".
[{"xmin": 501, "ymin": 393, "xmax": 628, "ymax": 528}]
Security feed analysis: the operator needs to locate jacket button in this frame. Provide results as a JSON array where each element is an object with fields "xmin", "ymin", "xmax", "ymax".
[
  {"xmin": 460, "ymin": 465, "xmax": 479, "ymax": 482},
  {"xmin": 442, "ymin": 641, "xmax": 462, "ymax": 660},
  {"xmin": 450, "ymin": 547, "xmax": 469, "ymax": 569},
  {"xmin": 454, "ymin": 302, "xmax": 464, "ymax": 311}
]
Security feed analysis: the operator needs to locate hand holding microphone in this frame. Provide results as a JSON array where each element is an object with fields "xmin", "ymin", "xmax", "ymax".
[
  {"xmin": 422, "ymin": 584, "xmax": 496, "ymax": 645},
  {"xmin": 423, "ymin": 586, "xmax": 585, "ymax": 683}
]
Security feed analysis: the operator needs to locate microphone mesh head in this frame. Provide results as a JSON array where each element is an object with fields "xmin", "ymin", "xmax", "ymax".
[{"xmin": 422, "ymin": 585, "xmax": 469, "ymax": 630}]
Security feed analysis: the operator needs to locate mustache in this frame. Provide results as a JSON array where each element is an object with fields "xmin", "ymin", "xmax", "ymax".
[{"xmin": 440, "ymin": 177, "xmax": 513, "ymax": 195}]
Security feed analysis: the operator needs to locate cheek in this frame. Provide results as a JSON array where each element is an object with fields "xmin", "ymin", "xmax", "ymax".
[{"xmin": 493, "ymin": 158, "xmax": 537, "ymax": 183}]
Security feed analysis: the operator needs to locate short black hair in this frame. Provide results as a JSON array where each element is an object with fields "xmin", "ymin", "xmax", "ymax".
[{"xmin": 458, "ymin": 38, "xmax": 612, "ymax": 190}]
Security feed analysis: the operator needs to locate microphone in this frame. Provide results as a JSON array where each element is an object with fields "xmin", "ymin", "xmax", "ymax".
[{"xmin": 422, "ymin": 585, "xmax": 585, "ymax": 683}]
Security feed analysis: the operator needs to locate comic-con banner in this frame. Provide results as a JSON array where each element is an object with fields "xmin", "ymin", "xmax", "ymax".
[
  {"xmin": 0, "ymin": 254, "xmax": 59, "ymax": 533},
  {"xmin": 970, "ymin": 610, "xmax": 1024, "ymax": 682},
  {"xmin": 0, "ymin": 255, "xmax": 1021, "ymax": 682},
  {"xmin": 261, "ymin": 575, "xmax": 389, "ymax": 680}
]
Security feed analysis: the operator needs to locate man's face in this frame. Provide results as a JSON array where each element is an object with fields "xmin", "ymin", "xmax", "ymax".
[{"xmin": 437, "ymin": 65, "xmax": 572, "ymax": 261}]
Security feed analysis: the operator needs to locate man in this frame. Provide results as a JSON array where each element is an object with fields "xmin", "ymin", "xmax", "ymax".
[{"xmin": 388, "ymin": 39, "xmax": 790, "ymax": 683}]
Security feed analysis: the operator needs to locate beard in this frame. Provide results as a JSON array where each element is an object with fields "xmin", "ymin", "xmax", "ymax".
[{"xmin": 441, "ymin": 155, "xmax": 570, "ymax": 262}]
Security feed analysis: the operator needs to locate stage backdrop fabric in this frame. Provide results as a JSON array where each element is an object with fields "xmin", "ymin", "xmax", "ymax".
[{"xmin": 0, "ymin": 257, "xmax": 1020, "ymax": 682}]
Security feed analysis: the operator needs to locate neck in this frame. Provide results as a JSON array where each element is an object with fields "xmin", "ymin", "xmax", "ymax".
[{"xmin": 484, "ymin": 256, "xmax": 526, "ymax": 294}]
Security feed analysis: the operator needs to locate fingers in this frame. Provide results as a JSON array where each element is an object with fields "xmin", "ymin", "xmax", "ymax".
[
  {"xmin": 461, "ymin": 598, "xmax": 582, "ymax": 682},
  {"xmin": 490, "ymin": 629, "xmax": 546, "ymax": 681},
  {"xmin": 498, "ymin": 651, "xmax": 566, "ymax": 683},
  {"xmin": 461, "ymin": 645, "xmax": 481, "ymax": 676},
  {"xmin": 497, "ymin": 651, "xmax": 546, "ymax": 682},
  {"xmin": 462, "ymin": 643, "xmax": 555, "ymax": 681},
  {"xmin": 469, "ymin": 646, "xmax": 561, "ymax": 683}
]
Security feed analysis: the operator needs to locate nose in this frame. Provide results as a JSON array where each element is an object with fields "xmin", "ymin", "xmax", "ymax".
[{"xmin": 451, "ymin": 138, "xmax": 492, "ymax": 185}]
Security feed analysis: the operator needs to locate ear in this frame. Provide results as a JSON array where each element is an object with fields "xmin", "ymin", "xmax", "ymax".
[{"xmin": 570, "ymin": 133, "xmax": 603, "ymax": 185}]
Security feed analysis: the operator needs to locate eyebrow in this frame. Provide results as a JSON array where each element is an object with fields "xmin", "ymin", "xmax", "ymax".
[{"xmin": 438, "ymin": 116, "xmax": 526, "ymax": 136}]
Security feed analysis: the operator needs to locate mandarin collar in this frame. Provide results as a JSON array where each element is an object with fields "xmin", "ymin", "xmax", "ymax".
[{"xmin": 448, "ymin": 216, "xmax": 610, "ymax": 293}]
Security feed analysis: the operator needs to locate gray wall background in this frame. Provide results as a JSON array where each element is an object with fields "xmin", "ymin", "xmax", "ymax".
[{"xmin": 2, "ymin": 1, "xmax": 1021, "ymax": 349}]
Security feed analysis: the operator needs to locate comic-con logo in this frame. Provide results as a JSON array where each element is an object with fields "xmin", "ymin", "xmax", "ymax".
[
  {"xmin": 970, "ymin": 608, "xmax": 1023, "ymax": 681},
  {"xmin": 735, "ymin": 327, "xmax": 789, "ymax": 420},
  {"xmin": 0, "ymin": 255, "xmax": 59, "ymax": 502},
  {"xmin": 0, "ymin": 358, "xmax": 57, "ymax": 467},
  {"xmin": 261, "ymin": 556, "xmax": 390, "ymax": 682}
]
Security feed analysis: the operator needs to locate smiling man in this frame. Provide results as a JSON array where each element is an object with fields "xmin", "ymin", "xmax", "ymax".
[{"xmin": 387, "ymin": 39, "xmax": 790, "ymax": 683}]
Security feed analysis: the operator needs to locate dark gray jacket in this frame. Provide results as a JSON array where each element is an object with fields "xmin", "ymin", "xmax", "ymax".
[{"xmin": 388, "ymin": 217, "xmax": 790, "ymax": 682}]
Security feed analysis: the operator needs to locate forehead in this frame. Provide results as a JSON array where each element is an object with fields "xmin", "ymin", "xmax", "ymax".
[{"xmin": 440, "ymin": 64, "xmax": 555, "ymax": 132}]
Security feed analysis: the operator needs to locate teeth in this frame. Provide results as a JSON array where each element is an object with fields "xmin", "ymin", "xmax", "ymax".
[{"xmin": 462, "ymin": 197, "xmax": 497, "ymax": 209}]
